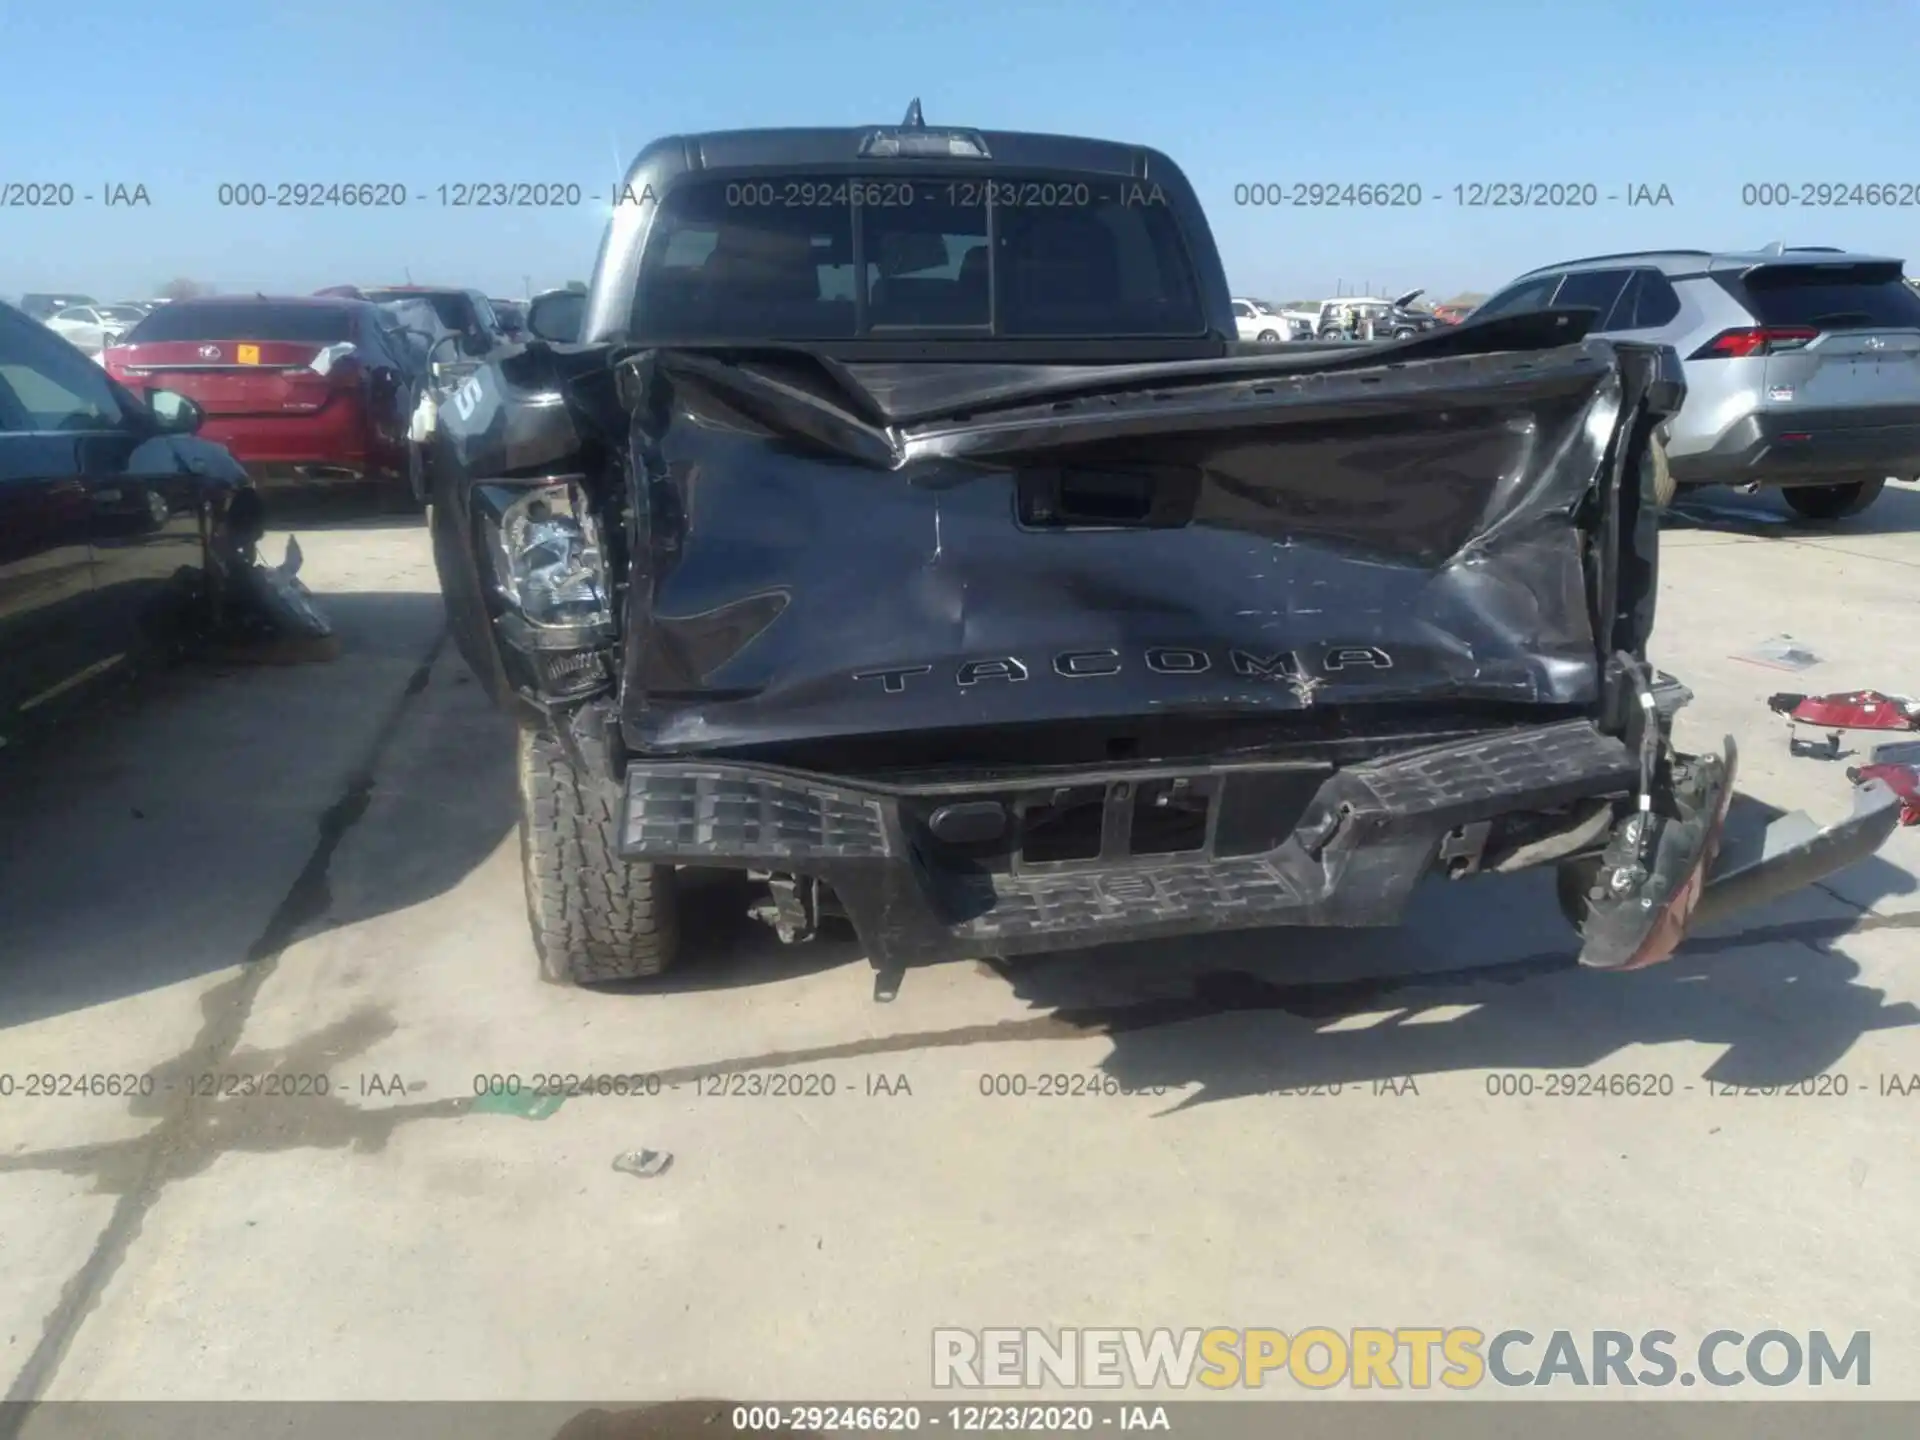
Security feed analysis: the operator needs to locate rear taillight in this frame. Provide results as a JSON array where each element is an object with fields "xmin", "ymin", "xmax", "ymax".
[
  {"xmin": 1688, "ymin": 326, "xmax": 1818, "ymax": 359},
  {"xmin": 270, "ymin": 347, "xmax": 363, "ymax": 412}
]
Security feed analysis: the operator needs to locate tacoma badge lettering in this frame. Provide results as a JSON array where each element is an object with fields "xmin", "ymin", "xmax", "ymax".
[{"xmin": 851, "ymin": 645, "xmax": 1393, "ymax": 693}]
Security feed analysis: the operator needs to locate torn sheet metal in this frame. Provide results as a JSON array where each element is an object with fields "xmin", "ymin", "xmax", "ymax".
[
  {"xmin": 1696, "ymin": 775, "xmax": 1906, "ymax": 922},
  {"xmin": 616, "ymin": 341, "xmax": 1646, "ymax": 755}
]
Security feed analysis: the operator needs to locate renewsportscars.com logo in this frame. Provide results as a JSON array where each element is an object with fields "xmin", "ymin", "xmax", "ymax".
[{"xmin": 932, "ymin": 1328, "xmax": 1871, "ymax": 1391}]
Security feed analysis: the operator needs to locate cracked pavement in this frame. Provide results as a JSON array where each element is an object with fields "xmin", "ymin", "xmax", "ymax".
[{"xmin": 4, "ymin": 490, "xmax": 1920, "ymax": 1408}]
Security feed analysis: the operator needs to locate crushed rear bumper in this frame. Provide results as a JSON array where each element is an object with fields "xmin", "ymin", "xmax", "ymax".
[
  {"xmin": 1697, "ymin": 777, "xmax": 1903, "ymax": 926},
  {"xmin": 621, "ymin": 719, "xmax": 1642, "ymax": 968},
  {"xmin": 619, "ymin": 703, "xmax": 1902, "ymax": 969}
]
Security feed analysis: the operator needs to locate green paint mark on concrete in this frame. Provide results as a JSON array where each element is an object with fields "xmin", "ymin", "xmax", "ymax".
[{"xmin": 471, "ymin": 1089, "xmax": 566, "ymax": 1120}]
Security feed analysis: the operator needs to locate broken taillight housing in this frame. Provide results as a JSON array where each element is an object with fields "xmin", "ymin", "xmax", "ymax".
[{"xmin": 491, "ymin": 480, "xmax": 611, "ymax": 628}]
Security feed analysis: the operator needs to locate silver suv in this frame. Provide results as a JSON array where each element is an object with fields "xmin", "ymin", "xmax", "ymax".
[{"xmin": 1473, "ymin": 244, "xmax": 1920, "ymax": 520}]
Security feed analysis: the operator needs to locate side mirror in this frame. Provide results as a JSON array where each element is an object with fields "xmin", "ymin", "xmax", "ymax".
[
  {"xmin": 146, "ymin": 388, "xmax": 204, "ymax": 435},
  {"xmin": 526, "ymin": 291, "xmax": 586, "ymax": 344},
  {"xmin": 459, "ymin": 329, "xmax": 492, "ymax": 358}
]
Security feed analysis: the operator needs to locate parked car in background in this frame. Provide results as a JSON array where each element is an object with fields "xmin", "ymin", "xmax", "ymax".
[
  {"xmin": 0, "ymin": 299, "xmax": 258, "ymax": 742},
  {"xmin": 1231, "ymin": 297, "xmax": 1294, "ymax": 342},
  {"xmin": 19, "ymin": 293, "xmax": 98, "ymax": 323},
  {"xmin": 1265, "ymin": 302, "xmax": 1321, "ymax": 338},
  {"xmin": 1317, "ymin": 297, "xmax": 1385, "ymax": 337},
  {"xmin": 356, "ymin": 286, "xmax": 514, "ymax": 361},
  {"xmin": 1318, "ymin": 290, "xmax": 1445, "ymax": 339},
  {"xmin": 46, "ymin": 303, "xmax": 150, "ymax": 356},
  {"xmin": 1472, "ymin": 244, "xmax": 1920, "ymax": 519},
  {"xmin": 491, "ymin": 299, "xmax": 528, "ymax": 341},
  {"xmin": 360, "ymin": 290, "xmax": 514, "ymax": 498},
  {"xmin": 102, "ymin": 295, "xmax": 428, "ymax": 508},
  {"xmin": 1373, "ymin": 289, "xmax": 1448, "ymax": 337}
]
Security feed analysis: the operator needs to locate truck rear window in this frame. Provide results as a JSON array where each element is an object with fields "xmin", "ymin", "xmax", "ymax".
[
  {"xmin": 630, "ymin": 173, "xmax": 1205, "ymax": 341},
  {"xmin": 126, "ymin": 303, "xmax": 354, "ymax": 344},
  {"xmin": 1726, "ymin": 262, "xmax": 1920, "ymax": 330}
]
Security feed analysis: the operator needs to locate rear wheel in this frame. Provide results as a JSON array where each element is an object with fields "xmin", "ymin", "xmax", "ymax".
[
  {"xmin": 517, "ymin": 726, "xmax": 681, "ymax": 986},
  {"xmin": 382, "ymin": 441, "xmax": 426, "ymax": 515},
  {"xmin": 1782, "ymin": 477, "xmax": 1885, "ymax": 521}
]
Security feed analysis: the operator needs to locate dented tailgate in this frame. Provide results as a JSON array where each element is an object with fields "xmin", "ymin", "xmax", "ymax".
[{"xmin": 618, "ymin": 339, "xmax": 1649, "ymax": 756}]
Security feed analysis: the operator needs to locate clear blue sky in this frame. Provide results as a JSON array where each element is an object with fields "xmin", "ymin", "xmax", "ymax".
[{"xmin": 2, "ymin": 0, "xmax": 1915, "ymax": 302}]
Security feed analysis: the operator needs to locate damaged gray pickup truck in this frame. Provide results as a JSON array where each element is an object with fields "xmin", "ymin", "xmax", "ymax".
[{"xmin": 427, "ymin": 105, "xmax": 1902, "ymax": 996}]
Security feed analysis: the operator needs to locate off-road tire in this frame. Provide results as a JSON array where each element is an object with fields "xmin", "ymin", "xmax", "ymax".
[
  {"xmin": 1782, "ymin": 477, "xmax": 1885, "ymax": 522},
  {"xmin": 382, "ymin": 442, "xmax": 426, "ymax": 515},
  {"xmin": 517, "ymin": 726, "xmax": 680, "ymax": 985}
]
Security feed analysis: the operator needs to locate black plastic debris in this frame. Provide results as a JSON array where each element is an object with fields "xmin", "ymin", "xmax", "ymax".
[
  {"xmin": 235, "ymin": 535, "xmax": 331, "ymax": 640},
  {"xmin": 612, "ymin": 1148, "xmax": 673, "ymax": 1178}
]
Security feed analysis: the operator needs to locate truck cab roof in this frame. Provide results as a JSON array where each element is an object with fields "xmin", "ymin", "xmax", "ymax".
[{"xmin": 578, "ymin": 107, "xmax": 1236, "ymax": 357}]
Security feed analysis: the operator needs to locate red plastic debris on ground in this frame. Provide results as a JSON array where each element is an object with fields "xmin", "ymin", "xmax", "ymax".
[
  {"xmin": 1846, "ymin": 762, "xmax": 1920, "ymax": 827},
  {"xmin": 1768, "ymin": 690, "xmax": 1920, "ymax": 732}
]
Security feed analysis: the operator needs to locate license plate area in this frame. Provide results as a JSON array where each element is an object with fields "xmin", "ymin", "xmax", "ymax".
[{"xmin": 1011, "ymin": 776, "xmax": 1222, "ymax": 875}]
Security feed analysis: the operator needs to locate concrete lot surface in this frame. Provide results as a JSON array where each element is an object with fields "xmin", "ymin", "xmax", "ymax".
[{"xmin": 3, "ymin": 487, "xmax": 1920, "ymax": 1408}]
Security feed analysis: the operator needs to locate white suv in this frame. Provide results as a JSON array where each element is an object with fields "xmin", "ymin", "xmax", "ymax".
[
  {"xmin": 46, "ymin": 304, "xmax": 147, "ymax": 356},
  {"xmin": 1475, "ymin": 245, "xmax": 1920, "ymax": 520},
  {"xmin": 1230, "ymin": 298, "xmax": 1294, "ymax": 343}
]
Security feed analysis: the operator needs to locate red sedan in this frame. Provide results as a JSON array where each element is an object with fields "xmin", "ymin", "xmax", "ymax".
[{"xmin": 102, "ymin": 295, "xmax": 424, "ymax": 507}]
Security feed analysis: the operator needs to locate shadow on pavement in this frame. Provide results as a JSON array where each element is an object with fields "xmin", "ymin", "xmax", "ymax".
[
  {"xmin": 972, "ymin": 825, "xmax": 1920, "ymax": 1112},
  {"xmin": 254, "ymin": 487, "xmax": 428, "ymax": 533},
  {"xmin": 0, "ymin": 589, "xmax": 506, "ymax": 1031},
  {"xmin": 1665, "ymin": 479, "xmax": 1920, "ymax": 537},
  {"xmin": 587, "ymin": 780, "xmax": 1920, "ymax": 1113}
]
